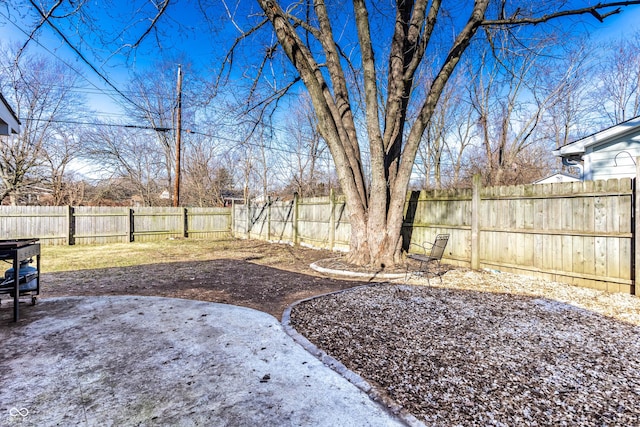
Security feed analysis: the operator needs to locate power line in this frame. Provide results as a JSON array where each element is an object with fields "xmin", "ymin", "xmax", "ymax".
[
  {"xmin": 19, "ymin": 117, "xmax": 328, "ymax": 160},
  {"xmin": 22, "ymin": 117, "xmax": 171, "ymax": 132},
  {"xmin": 0, "ymin": 8, "xmax": 144, "ymax": 114},
  {"xmin": 26, "ymin": 3, "xmax": 147, "ymax": 112},
  {"xmin": 0, "ymin": 10, "xmax": 123, "ymax": 109}
]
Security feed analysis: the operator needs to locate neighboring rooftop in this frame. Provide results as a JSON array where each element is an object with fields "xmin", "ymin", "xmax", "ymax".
[{"xmin": 552, "ymin": 116, "xmax": 640, "ymax": 181}]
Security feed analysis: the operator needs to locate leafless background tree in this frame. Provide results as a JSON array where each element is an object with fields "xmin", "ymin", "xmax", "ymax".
[
  {"xmin": 592, "ymin": 33, "xmax": 640, "ymax": 124},
  {"xmin": 0, "ymin": 44, "xmax": 86, "ymax": 205}
]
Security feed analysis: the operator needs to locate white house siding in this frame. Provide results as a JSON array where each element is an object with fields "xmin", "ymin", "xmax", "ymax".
[
  {"xmin": 584, "ymin": 135, "xmax": 640, "ymax": 181},
  {"xmin": 0, "ymin": 92, "xmax": 20, "ymax": 135}
]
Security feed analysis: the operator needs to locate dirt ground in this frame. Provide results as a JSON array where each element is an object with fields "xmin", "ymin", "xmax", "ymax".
[{"xmin": 38, "ymin": 239, "xmax": 373, "ymax": 318}]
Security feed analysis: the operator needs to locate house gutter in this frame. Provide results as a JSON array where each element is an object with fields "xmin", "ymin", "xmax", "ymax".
[{"xmin": 561, "ymin": 156, "xmax": 583, "ymax": 180}]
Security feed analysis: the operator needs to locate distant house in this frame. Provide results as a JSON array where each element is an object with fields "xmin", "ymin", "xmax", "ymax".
[
  {"xmin": 552, "ymin": 115, "xmax": 640, "ymax": 181},
  {"xmin": 534, "ymin": 172, "xmax": 581, "ymax": 185},
  {"xmin": 0, "ymin": 92, "xmax": 20, "ymax": 135}
]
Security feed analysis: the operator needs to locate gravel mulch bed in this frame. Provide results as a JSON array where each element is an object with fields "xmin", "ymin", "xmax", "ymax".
[{"xmin": 289, "ymin": 269, "xmax": 640, "ymax": 426}]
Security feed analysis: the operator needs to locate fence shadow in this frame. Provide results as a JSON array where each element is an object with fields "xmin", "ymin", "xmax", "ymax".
[{"xmin": 401, "ymin": 191, "xmax": 420, "ymax": 252}]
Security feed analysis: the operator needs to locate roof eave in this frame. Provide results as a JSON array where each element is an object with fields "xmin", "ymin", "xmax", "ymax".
[
  {"xmin": 555, "ymin": 115, "xmax": 640, "ymax": 157},
  {"xmin": 0, "ymin": 92, "xmax": 20, "ymax": 135}
]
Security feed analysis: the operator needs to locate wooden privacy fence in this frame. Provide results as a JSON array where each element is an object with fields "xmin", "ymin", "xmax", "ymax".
[
  {"xmin": 403, "ymin": 177, "xmax": 634, "ymax": 294},
  {"xmin": 237, "ymin": 179, "xmax": 637, "ymax": 295},
  {"xmin": 0, "ymin": 206, "xmax": 232, "ymax": 244},
  {"xmin": 1, "ymin": 178, "xmax": 637, "ymax": 294},
  {"xmin": 233, "ymin": 190, "xmax": 351, "ymax": 251}
]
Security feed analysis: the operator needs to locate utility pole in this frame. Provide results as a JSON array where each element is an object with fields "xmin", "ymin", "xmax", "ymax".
[{"xmin": 173, "ymin": 64, "xmax": 183, "ymax": 207}]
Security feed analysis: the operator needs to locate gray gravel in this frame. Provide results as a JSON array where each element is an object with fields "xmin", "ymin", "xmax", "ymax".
[{"xmin": 289, "ymin": 272, "xmax": 640, "ymax": 426}]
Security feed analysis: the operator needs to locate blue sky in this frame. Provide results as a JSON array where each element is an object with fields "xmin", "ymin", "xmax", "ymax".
[
  {"xmin": 0, "ymin": 0, "xmax": 234, "ymax": 119},
  {"xmin": 1, "ymin": 1, "xmax": 640, "ymax": 122}
]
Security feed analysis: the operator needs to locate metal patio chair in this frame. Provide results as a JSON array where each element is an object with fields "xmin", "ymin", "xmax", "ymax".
[{"xmin": 405, "ymin": 234, "xmax": 450, "ymax": 284}]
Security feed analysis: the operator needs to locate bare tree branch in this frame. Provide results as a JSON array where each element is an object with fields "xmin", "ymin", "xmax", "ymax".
[
  {"xmin": 215, "ymin": 18, "xmax": 269, "ymax": 91},
  {"xmin": 481, "ymin": 2, "xmax": 640, "ymax": 26},
  {"xmin": 17, "ymin": 0, "xmax": 65, "ymax": 62},
  {"xmin": 25, "ymin": 1, "xmax": 146, "ymax": 111},
  {"xmin": 129, "ymin": 0, "xmax": 171, "ymax": 49}
]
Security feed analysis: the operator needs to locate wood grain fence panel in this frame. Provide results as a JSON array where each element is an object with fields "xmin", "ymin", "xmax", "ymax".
[
  {"xmin": 619, "ymin": 189, "xmax": 633, "ymax": 282},
  {"xmin": 572, "ymin": 196, "xmax": 585, "ymax": 275},
  {"xmin": 561, "ymin": 235, "xmax": 573, "ymax": 274},
  {"xmin": 607, "ymin": 186, "xmax": 620, "ymax": 235},
  {"xmin": 619, "ymin": 193, "xmax": 633, "ymax": 234},
  {"xmin": 187, "ymin": 207, "xmax": 231, "ymax": 239},
  {"xmin": 583, "ymin": 236, "xmax": 596, "ymax": 277},
  {"xmin": 620, "ymin": 237, "xmax": 632, "ymax": 280},
  {"xmin": 133, "ymin": 207, "xmax": 183, "ymax": 242},
  {"xmin": 583, "ymin": 193, "xmax": 596, "ymax": 278},
  {"xmin": 540, "ymin": 233, "xmax": 552, "ymax": 272},
  {"xmin": 607, "ymin": 236, "xmax": 621, "ymax": 280},
  {"xmin": 524, "ymin": 232, "xmax": 535, "ymax": 267},
  {"xmin": 498, "ymin": 195, "xmax": 509, "ymax": 229},
  {"xmin": 572, "ymin": 235, "xmax": 585, "ymax": 275},
  {"xmin": 269, "ymin": 201, "xmax": 295, "ymax": 242},
  {"xmin": 481, "ymin": 230, "xmax": 492, "ymax": 266},
  {"xmin": 533, "ymin": 233, "xmax": 543, "ymax": 270},
  {"xmin": 234, "ymin": 205, "xmax": 248, "ymax": 238},
  {"xmin": 532, "ymin": 195, "xmax": 545, "ymax": 270},
  {"xmin": 592, "ymin": 193, "xmax": 609, "ymax": 280},
  {"xmin": 298, "ymin": 198, "xmax": 331, "ymax": 248},
  {"xmin": 74, "ymin": 207, "xmax": 129, "ymax": 244},
  {"xmin": 510, "ymin": 199, "xmax": 520, "ymax": 230},
  {"xmin": 550, "ymin": 234, "xmax": 562, "ymax": 272},
  {"xmin": 0, "ymin": 206, "xmax": 67, "ymax": 244},
  {"xmin": 522, "ymin": 198, "xmax": 534, "ymax": 230},
  {"xmin": 251, "ymin": 203, "xmax": 270, "ymax": 240},
  {"xmin": 514, "ymin": 230, "xmax": 524, "ymax": 267},
  {"xmin": 594, "ymin": 236, "xmax": 607, "ymax": 278}
]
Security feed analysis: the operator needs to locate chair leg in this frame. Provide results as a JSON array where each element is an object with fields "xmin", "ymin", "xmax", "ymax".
[
  {"xmin": 405, "ymin": 260, "xmax": 421, "ymax": 283},
  {"xmin": 405, "ymin": 261, "xmax": 416, "ymax": 283}
]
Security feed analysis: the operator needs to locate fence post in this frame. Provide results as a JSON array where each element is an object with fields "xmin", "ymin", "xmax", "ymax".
[
  {"xmin": 267, "ymin": 196, "xmax": 272, "ymax": 241},
  {"xmin": 293, "ymin": 193, "xmax": 299, "ymax": 245},
  {"xmin": 128, "ymin": 208, "xmax": 135, "ymax": 242},
  {"xmin": 471, "ymin": 174, "xmax": 481, "ymax": 270},
  {"xmin": 246, "ymin": 200, "xmax": 251, "ymax": 239},
  {"xmin": 329, "ymin": 188, "xmax": 336, "ymax": 251},
  {"xmin": 66, "ymin": 206, "xmax": 75, "ymax": 246},
  {"xmin": 230, "ymin": 200, "xmax": 235, "ymax": 237},
  {"xmin": 635, "ymin": 161, "xmax": 640, "ymax": 295},
  {"xmin": 182, "ymin": 207, "xmax": 188, "ymax": 238}
]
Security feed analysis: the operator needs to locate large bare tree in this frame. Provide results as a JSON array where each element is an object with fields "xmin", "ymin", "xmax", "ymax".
[
  {"xmin": 84, "ymin": 124, "xmax": 167, "ymax": 206},
  {"xmin": 246, "ymin": 1, "xmax": 640, "ymax": 266}
]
